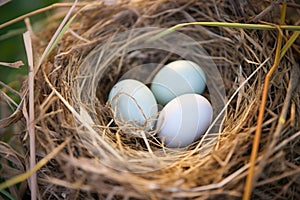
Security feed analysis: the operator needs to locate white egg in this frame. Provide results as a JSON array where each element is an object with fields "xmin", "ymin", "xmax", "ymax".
[
  {"xmin": 151, "ymin": 60, "xmax": 206, "ymax": 105},
  {"xmin": 108, "ymin": 79, "xmax": 158, "ymax": 130},
  {"xmin": 157, "ymin": 94, "xmax": 213, "ymax": 148}
]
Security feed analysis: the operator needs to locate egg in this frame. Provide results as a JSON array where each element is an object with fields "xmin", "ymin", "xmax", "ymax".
[
  {"xmin": 157, "ymin": 94, "xmax": 213, "ymax": 148},
  {"xmin": 151, "ymin": 60, "xmax": 206, "ymax": 105},
  {"xmin": 108, "ymin": 79, "xmax": 158, "ymax": 130}
]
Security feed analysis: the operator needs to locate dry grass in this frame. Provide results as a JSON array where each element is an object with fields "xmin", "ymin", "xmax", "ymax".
[{"xmin": 0, "ymin": 0, "xmax": 300, "ymax": 199}]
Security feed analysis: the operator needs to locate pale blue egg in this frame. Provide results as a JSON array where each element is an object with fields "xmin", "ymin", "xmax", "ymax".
[
  {"xmin": 151, "ymin": 60, "xmax": 206, "ymax": 106},
  {"xmin": 108, "ymin": 79, "xmax": 158, "ymax": 130},
  {"xmin": 157, "ymin": 94, "xmax": 213, "ymax": 148}
]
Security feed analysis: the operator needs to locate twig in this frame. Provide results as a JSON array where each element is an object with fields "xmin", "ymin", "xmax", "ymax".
[
  {"xmin": 242, "ymin": 2, "xmax": 287, "ymax": 200},
  {"xmin": 23, "ymin": 31, "xmax": 36, "ymax": 200}
]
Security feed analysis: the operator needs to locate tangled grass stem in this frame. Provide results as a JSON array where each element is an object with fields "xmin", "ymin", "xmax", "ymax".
[{"xmin": 243, "ymin": 2, "xmax": 288, "ymax": 200}]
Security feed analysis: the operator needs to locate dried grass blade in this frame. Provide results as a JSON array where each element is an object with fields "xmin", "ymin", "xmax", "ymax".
[
  {"xmin": 256, "ymin": 168, "xmax": 300, "ymax": 187},
  {"xmin": 0, "ymin": 61, "xmax": 24, "ymax": 68},
  {"xmin": 42, "ymin": 69, "xmax": 123, "ymax": 161},
  {"xmin": 0, "ymin": 81, "xmax": 20, "ymax": 97},
  {"xmin": 0, "ymin": 137, "xmax": 71, "ymax": 190},
  {"xmin": 0, "ymin": 109, "xmax": 22, "ymax": 128},
  {"xmin": 191, "ymin": 58, "xmax": 270, "ymax": 155},
  {"xmin": 43, "ymin": 1, "xmax": 106, "ymax": 62},
  {"xmin": 243, "ymin": 2, "xmax": 287, "ymax": 200},
  {"xmin": 23, "ymin": 31, "xmax": 36, "ymax": 200},
  {"xmin": 0, "ymin": 28, "xmax": 25, "ymax": 41},
  {"xmin": 0, "ymin": 0, "xmax": 11, "ymax": 7},
  {"xmin": 251, "ymin": 64, "xmax": 300, "ymax": 198},
  {"xmin": 274, "ymin": 64, "xmax": 300, "ymax": 137},
  {"xmin": 0, "ymin": 2, "xmax": 91, "ymax": 30},
  {"xmin": 0, "ymin": 89, "xmax": 18, "ymax": 108}
]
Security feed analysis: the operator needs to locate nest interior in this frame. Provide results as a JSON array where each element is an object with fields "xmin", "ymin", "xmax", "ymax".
[{"xmin": 1, "ymin": 0, "xmax": 300, "ymax": 199}]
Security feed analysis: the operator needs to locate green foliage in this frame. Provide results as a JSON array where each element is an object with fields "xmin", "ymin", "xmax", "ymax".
[{"xmin": 0, "ymin": 0, "xmax": 58, "ymax": 84}]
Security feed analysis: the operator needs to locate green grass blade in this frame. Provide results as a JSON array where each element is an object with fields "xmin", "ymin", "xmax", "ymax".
[
  {"xmin": 43, "ymin": 2, "xmax": 97, "ymax": 62},
  {"xmin": 176, "ymin": 22, "xmax": 300, "ymax": 30},
  {"xmin": 148, "ymin": 22, "xmax": 300, "ymax": 42},
  {"xmin": 0, "ymin": 189, "xmax": 16, "ymax": 200},
  {"xmin": 280, "ymin": 31, "xmax": 300, "ymax": 61},
  {"xmin": 46, "ymin": 13, "xmax": 77, "ymax": 59}
]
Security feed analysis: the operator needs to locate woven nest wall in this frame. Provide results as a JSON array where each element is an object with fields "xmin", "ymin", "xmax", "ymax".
[{"xmin": 2, "ymin": 0, "xmax": 300, "ymax": 199}]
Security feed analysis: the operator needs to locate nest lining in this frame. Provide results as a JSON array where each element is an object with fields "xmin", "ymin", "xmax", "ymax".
[{"xmin": 1, "ymin": 0, "xmax": 299, "ymax": 199}]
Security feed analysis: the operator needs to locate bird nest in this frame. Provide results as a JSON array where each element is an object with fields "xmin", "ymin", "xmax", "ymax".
[{"xmin": 1, "ymin": 0, "xmax": 300, "ymax": 199}]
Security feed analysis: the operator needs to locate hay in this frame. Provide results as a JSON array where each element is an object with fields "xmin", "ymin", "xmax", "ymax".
[{"xmin": 1, "ymin": 0, "xmax": 300, "ymax": 199}]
